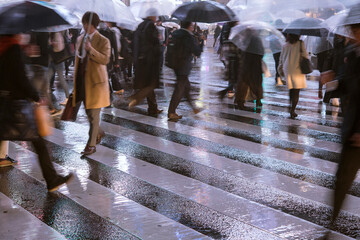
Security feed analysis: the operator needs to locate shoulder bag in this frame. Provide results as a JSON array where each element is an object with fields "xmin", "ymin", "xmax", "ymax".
[{"xmin": 299, "ymin": 40, "xmax": 313, "ymax": 74}]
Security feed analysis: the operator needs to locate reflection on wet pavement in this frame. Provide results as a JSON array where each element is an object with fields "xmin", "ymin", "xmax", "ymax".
[{"xmin": 1, "ymin": 39, "xmax": 358, "ymax": 240}]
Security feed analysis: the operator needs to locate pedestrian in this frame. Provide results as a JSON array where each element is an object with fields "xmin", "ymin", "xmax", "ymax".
[
  {"xmin": 72, "ymin": 12, "xmax": 111, "ymax": 155},
  {"xmin": 213, "ymin": 25, "xmax": 221, "ymax": 48},
  {"xmin": 48, "ymin": 31, "xmax": 70, "ymax": 106},
  {"xmin": 129, "ymin": 8, "xmax": 163, "ymax": 116},
  {"xmin": 167, "ymin": 21, "xmax": 203, "ymax": 120},
  {"xmin": 326, "ymin": 21, "xmax": 360, "ymax": 232},
  {"xmin": 278, "ymin": 34, "xmax": 309, "ymax": 119},
  {"xmin": 156, "ymin": 19, "xmax": 167, "ymax": 71},
  {"xmin": 0, "ymin": 34, "xmax": 73, "ymax": 191},
  {"xmin": 120, "ymin": 28, "xmax": 134, "ymax": 82},
  {"xmin": 235, "ymin": 29, "xmax": 264, "ymax": 110}
]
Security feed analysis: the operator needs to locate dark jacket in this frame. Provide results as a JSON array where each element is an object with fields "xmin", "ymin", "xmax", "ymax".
[
  {"xmin": 99, "ymin": 26, "xmax": 119, "ymax": 68},
  {"xmin": 133, "ymin": 19, "xmax": 160, "ymax": 89},
  {"xmin": 25, "ymin": 32, "xmax": 50, "ymax": 67},
  {"xmin": 0, "ymin": 44, "xmax": 39, "ymax": 102},
  {"xmin": 171, "ymin": 28, "xmax": 202, "ymax": 76},
  {"xmin": 340, "ymin": 44, "xmax": 360, "ymax": 143}
]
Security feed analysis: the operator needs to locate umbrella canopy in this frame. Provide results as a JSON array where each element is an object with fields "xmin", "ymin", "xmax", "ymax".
[
  {"xmin": 162, "ymin": 21, "xmax": 180, "ymax": 29},
  {"xmin": 322, "ymin": 9, "xmax": 354, "ymax": 39},
  {"xmin": 0, "ymin": 1, "xmax": 75, "ymax": 34},
  {"xmin": 229, "ymin": 21, "xmax": 286, "ymax": 55},
  {"xmin": 275, "ymin": 9, "xmax": 306, "ymax": 24},
  {"xmin": 283, "ymin": 17, "xmax": 329, "ymax": 37},
  {"xmin": 340, "ymin": 3, "xmax": 360, "ymax": 26},
  {"xmin": 130, "ymin": 0, "xmax": 176, "ymax": 19},
  {"xmin": 53, "ymin": 0, "xmax": 137, "ymax": 30},
  {"xmin": 302, "ymin": 36, "xmax": 333, "ymax": 54},
  {"xmin": 172, "ymin": 1, "xmax": 238, "ymax": 23},
  {"xmin": 240, "ymin": 10, "xmax": 276, "ymax": 24}
]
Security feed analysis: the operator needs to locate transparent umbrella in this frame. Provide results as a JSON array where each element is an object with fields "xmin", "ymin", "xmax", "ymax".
[
  {"xmin": 339, "ymin": 3, "xmax": 360, "ymax": 26},
  {"xmin": 275, "ymin": 9, "xmax": 306, "ymax": 24},
  {"xmin": 240, "ymin": 10, "xmax": 276, "ymax": 24},
  {"xmin": 229, "ymin": 21, "xmax": 286, "ymax": 55},
  {"xmin": 269, "ymin": 0, "xmax": 345, "ymax": 12},
  {"xmin": 130, "ymin": 0, "xmax": 176, "ymax": 19},
  {"xmin": 283, "ymin": 17, "xmax": 329, "ymax": 37},
  {"xmin": 322, "ymin": 9, "xmax": 354, "ymax": 39},
  {"xmin": 53, "ymin": 0, "xmax": 137, "ymax": 30},
  {"xmin": 302, "ymin": 36, "xmax": 333, "ymax": 54}
]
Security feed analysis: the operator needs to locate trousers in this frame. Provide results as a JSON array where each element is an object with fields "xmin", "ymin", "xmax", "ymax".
[
  {"xmin": 85, "ymin": 108, "xmax": 101, "ymax": 147},
  {"xmin": 168, "ymin": 75, "xmax": 194, "ymax": 114}
]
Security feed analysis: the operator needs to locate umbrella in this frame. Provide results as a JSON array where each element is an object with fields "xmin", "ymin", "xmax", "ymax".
[
  {"xmin": 0, "ymin": 1, "xmax": 75, "ymax": 34},
  {"xmin": 283, "ymin": 17, "xmax": 329, "ymax": 37},
  {"xmin": 172, "ymin": 1, "xmax": 238, "ymax": 23},
  {"xmin": 302, "ymin": 36, "xmax": 333, "ymax": 54},
  {"xmin": 53, "ymin": 0, "xmax": 138, "ymax": 31},
  {"xmin": 162, "ymin": 21, "xmax": 180, "ymax": 29},
  {"xmin": 275, "ymin": 9, "xmax": 306, "ymax": 24},
  {"xmin": 322, "ymin": 9, "xmax": 354, "ymax": 39},
  {"xmin": 130, "ymin": 0, "xmax": 176, "ymax": 19},
  {"xmin": 340, "ymin": 3, "xmax": 360, "ymax": 26},
  {"xmin": 229, "ymin": 21, "xmax": 286, "ymax": 55},
  {"xmin": 240, "ymin": 10, "xmax": 276, "ymax": 24}
]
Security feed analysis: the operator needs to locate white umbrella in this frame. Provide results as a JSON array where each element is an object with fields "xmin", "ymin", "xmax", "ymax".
[
  {"xmin": 240, "ymin": 10, "xmax": 276, "ymax": 24},
  {"xmin": 162, "ymin": 22, "xmax": 180, "ymax": 29},
  {"xmin": 130, "ymin": 0, "xmax": 176, "ymax": 19},
  {"xmin": 275, "ymin": 9, "xmax": 306, "ymax": 24},
  {"xmin": 52, "ymin": 0, "xmax": 137, "ymax": 30},
  {"xmin": 322, "ymin": 9, "xmax": 354, "ymax": 39}
]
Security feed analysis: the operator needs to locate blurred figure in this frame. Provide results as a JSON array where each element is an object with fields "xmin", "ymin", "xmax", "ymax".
[
  {"xmin": 129, "ymin": 8, "xmax": 163, "ymax": 116},
  {"xmin": 167, "ymin": 21, "xmax": 202, "ymax": 121},
  {"xmin": 120, "ymin": 28, "xmax": 134, "ymax": 82},
  {"xmin": 0, "ymin": 34, "xmax": 72, "ymax": 191},
  {"xmin": 213, "ymin": 24, "xmax": 221, "ymax": 48},
  {"xmin": 156, "ymin": 19, "xmax": 167, "ymax": 71},
  {"xmin": 235, "ymin": 30, "xmax": 264, "ymax": 110},
  {"xmin": 327, "ymin": 22, "xmax": 360, "ymax": 232},
  {"xmin": 0, "ymin": 141, "xmax": 17, "ymax": 167},
  {"xmin": 48, "ymin": 31, "xmax": 70, "ymax": 106},
  {"xmin": 278, "ymin": 34, "xmax": 309, "ymax": 119},
  {"xmin": 73, "ymin": 12, "xmax": 111, "ymax": 155}
]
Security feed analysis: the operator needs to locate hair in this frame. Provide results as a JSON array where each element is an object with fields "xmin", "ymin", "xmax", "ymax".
[
  {"xmin": 350, "ymin": 23, "xmax": 360, "ymax": 31},
  {"xmin": 82, "ymin": 12, "xmax": 100, "ymax": 28},
  {"xmin": 286, "ymin": 34, "xmax": 300, "ymax": 44},
  {"xmin": 181, "ymin": 21, "xmax": 192, "ymax": 29}
]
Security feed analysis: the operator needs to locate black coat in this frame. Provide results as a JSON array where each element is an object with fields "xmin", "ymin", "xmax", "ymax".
[
  {"xmin": 171, "ymin": 29, "xmax": 202, "ymax": 76},
  {"xmin": 0, "ymin": 44, "xmax": 39, "ymax": 102},
  {"xmin": 25, "ymin": 32, "xmax": 50, "ymax": 67},
  {"xmin": 133, "ymin": 19, "xmax": 160, "ymax": 89},
  {"xmin": 340, "ymin": 45, "xmax": 360, "ymax": 143}
]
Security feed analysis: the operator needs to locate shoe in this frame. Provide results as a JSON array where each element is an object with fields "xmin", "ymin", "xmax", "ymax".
[
  {"xmin": 114, "ymin": 89, "xmax": 124, "ymax": 95},
  {"xmin": 96, "ymin": 131, "xmax": 105, "ymax": 145},
  {"xmin": 47, "ymin": 173, "xmax": 74, "ymax": 192},
  {"xmin": 81, "ymin": 145, "xmax": 96, "ymax": 155},
  {"xmin": 50, "ymin": 108, "xmax": 62, "ymax": 116},
  {"xmin": 60, "ymin": 98, "xmax": 68, "ymax": 106},
  {"xmin": 148, "ymin": 109, "xmax": 163, "ymax": 115},
  {"xmin": 193, "ymin": 108, "xmax": 203, "ymax": 114},
  {"xmin": 128, "ymin": 99, "xmax": 137, "ymax": 109},
  {"xmin": 236, "ymin": 102, "xmax": 246, "ymax": 110},
  {"xmin": 227, "ymin": 91, "xmax": 235, "ymax": 98},
  {"xmin": 290, "ymin": 112, "xmax": 298, "ymax": 119},
  {"xmin": 0, "ymin": 156, "xmax": 18, "ymax": 168},
  {"xmin": 168, "ymin": 113, "xmax": 182, "ymax": 120},
  {"xmin": 275, "ymin": 77, "xmax": 283, "ymax": 86}
]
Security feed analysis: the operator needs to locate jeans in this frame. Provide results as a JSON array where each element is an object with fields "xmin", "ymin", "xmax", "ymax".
[{"xmin": 48, "ymin": 61, "xmax": 69, "ymax": 98}]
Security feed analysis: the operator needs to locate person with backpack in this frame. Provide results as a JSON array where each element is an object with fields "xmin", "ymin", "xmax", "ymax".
[
  {"xmin": 166, "ymin": 21, "xmax": 202, "ymax": 121},
  {"xmin": 129, "ymin": 8, "xmax": 163, "ymax": 116}
]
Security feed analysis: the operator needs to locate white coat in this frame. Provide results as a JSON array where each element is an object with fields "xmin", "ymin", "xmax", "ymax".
[{"xmin": 278, "ymin": 40, "xmax": 309, "ymax": 89}]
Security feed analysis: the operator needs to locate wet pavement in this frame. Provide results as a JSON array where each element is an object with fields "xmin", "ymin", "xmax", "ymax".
[{"xmin": 1, "ymin": 37, "xmax": 359, "ymax": 239}]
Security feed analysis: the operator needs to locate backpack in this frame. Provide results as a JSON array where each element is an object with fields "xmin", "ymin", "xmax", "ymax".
[{"xmin": 165, "ymin": 34, "xmax": 186, "ymax": 69}]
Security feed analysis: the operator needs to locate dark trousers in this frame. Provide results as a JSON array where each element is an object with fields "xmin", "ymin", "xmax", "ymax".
[
  {"xmin": 289, "ymin": 89, "xmax": 300, "ymax": 113},
  {"xmin": 85, "ymin": 108, "xmax": 101, "ymax": 147},
  {"xmin": 331, "ymin": 144, "xmax": 360, "ymax": 224},
  {"xmin": 32, "ymin": 137, "xmax": 59, "ymax": 186},
  {"xmin": 273, "ymin": 52, "xmax": 281, "ymax": 82},
  {"xmin": 168, "ymin": 75, "xmax": 194, "ymax": 114},
  {"xmin": 131, "ymin": 85, "xmax": 158, "ymax": 111}
]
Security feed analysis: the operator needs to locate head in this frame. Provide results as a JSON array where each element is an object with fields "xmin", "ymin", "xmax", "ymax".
[
  {"xmin": 181, "ymin": 21, "xmax": 194, "ymax": 32},
  {"xmin": 82, "ymin": 12, "xmax": 100, "ymax": 34},
  {"xmin": 350, "ymin": 23, "xmax": 360, "ymax": 44},
  {"xmin": 286, "ymin": 34, "xmax": 300, "ymax": 44},
  {"xmin": 145, "ymin": 8, "xmax": 159, "ymax": 22}
]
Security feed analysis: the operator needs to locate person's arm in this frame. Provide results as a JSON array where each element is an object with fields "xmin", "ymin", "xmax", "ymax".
[{"xmin": 86, "ymin": 36, "xmax": 110, "ymax": 65}]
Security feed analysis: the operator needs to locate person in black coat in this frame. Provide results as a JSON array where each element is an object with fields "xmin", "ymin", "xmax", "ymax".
[
  {"xmin": 327, "ymin": 22, "xmax": 360, "ymax": 232},
  {"xmin": 167, "ymin": 21, "xmax": 202, "ymax": 120},
  {"xmin": 0, "ymin": 34, "xmax": 73, "ymax": 192},
  {"xmin": 129, "ymin": 9, "xmax": 162, "ymax": 115}
]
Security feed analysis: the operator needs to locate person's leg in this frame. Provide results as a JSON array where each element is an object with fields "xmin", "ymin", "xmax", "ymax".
[
  {"xmin": 290, "ymin": 89, "xmax": 300, "ymax": 117},
  {"xmin": 146, "ymin": 90, "xmax": 159, "ymax": 114},
  {"xmin": 331, "ymin": 144, "xmax": 360, "ymax": 225},
  {"xmin": 183, "ymin": 75, "xmax": 196, "ymax": 110},
  {"xmin": 234, "ymin": 80, "xmax": 248, "ymax": 109},
  {"xmin": 129, "ymin": 85, "xmax": 155, "ymax": 107},
  {"xmin": 273, "ymin": 53, "xmax": 280, "ymax": 84},
  {"xmin": 168, "ymin": 75, "xmax": 187, "ymax": 114},
  {"xmin": 85, "ymin": 108, "xmax": 101, "ymax": 147},
  {"xmin": 0, "ymin": 141, "xmax": 9, "ymax": 158},
  {"xmin": 54, "ymin": 63, "xmax": 69, "ymax": 98}
]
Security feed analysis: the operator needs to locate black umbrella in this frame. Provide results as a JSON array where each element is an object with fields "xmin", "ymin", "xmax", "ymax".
[
  {"xmin": 171, "ymin": 1, "xmax": 238, "ymax": 23},
  {"xmin": 282, "ymin": 17, "xmax": 329, "ymax": 37},
  {"xmin": 0, "ymin": 1, "xmax": 74, "ymax": 34}
]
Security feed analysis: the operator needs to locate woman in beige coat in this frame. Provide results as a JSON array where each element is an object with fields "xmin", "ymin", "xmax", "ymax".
[{"xmin": 278, "ymin": 34, "xmax": 309, "ymax": 119}]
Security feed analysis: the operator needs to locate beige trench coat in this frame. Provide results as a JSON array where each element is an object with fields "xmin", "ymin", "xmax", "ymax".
[
  {"xmin": 278, "ymin": 41, "xmax": 309, "ymax": 89},
  {"xmin": 72, "ymin": 31, "xmax": 111, "ymax": 109}
]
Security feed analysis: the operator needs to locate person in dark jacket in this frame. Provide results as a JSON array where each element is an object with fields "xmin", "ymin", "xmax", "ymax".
[
  {"xmin": 326, "ymin": 22, "xmax": 360, "ymax": 234},
  {"xmin": 213, "ymin": 25, "xmax": 221, "ymax": 48},
  {"xmin": 167, "ymin": 21, "xmax": 202, "ymax": 120},
  {"xmin": 129, "ymin": 9, "xmax": 163, "ymax": 116},
  {"xmin": 0, "ymin": 34, "xmax": 73, "ymax": 191}
]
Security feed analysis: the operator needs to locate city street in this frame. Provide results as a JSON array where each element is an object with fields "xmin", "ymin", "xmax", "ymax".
[{"xmin": 0, "ymin": 40, "xmax": 358, "ymax": 240}]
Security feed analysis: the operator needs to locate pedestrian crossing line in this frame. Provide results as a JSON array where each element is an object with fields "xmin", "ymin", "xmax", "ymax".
[
  {"xmin": 97, "ymin": 109, "xmax": 360, "ymax": 199},
  {"xmin": 44, "ymin": 125, "xmax": 353, "ymax": 239},
  {"xmin": 0, "ymin": 165, "xmax": 140, "ymax": 240},
  {"xmin": 0, "ymin": 192, "xmax": 67, "ymax": 240},
  {"xmin": 7, "ymin": 142, "xmax": 211, "ymax": 240}
]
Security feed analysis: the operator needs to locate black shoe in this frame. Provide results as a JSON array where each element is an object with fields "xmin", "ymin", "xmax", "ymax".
[
  {"xmin": 290, "ymin": 112, "xmax": 298, "ymax": 119},
  {"xmin": 47, "ymin": 173, "xmax": 74, "ymax": 192},
  {"xmin": 148, "ymin": 109, "xmax": 163, "ymax": 116}
]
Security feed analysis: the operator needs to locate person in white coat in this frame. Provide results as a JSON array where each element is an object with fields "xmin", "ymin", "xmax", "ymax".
[{"xmin": 278, "ymin": 34, "xmax": 309, "ymax": 119}]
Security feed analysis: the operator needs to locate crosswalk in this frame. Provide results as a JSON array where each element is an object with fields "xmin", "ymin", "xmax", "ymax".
[{"xmin": 1, "ymin": 46, "xmax": 359, "ymax": 240}]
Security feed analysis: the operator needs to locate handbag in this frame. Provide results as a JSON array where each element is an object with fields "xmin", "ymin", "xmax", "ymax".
[
  {"xmin": 0, "ymin": 98, "xmax": 39, "ymax": 141},
  {"xmin": 34, "ymin": 104, "xmax": 54, "ymax": 137},
  {"xmin": 299, "ymin": 40, "xmax": 313, "ymax": 74},
  {"xmin": 61, "ymin": 94, "xmax": 80, "ymax": 122}
]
